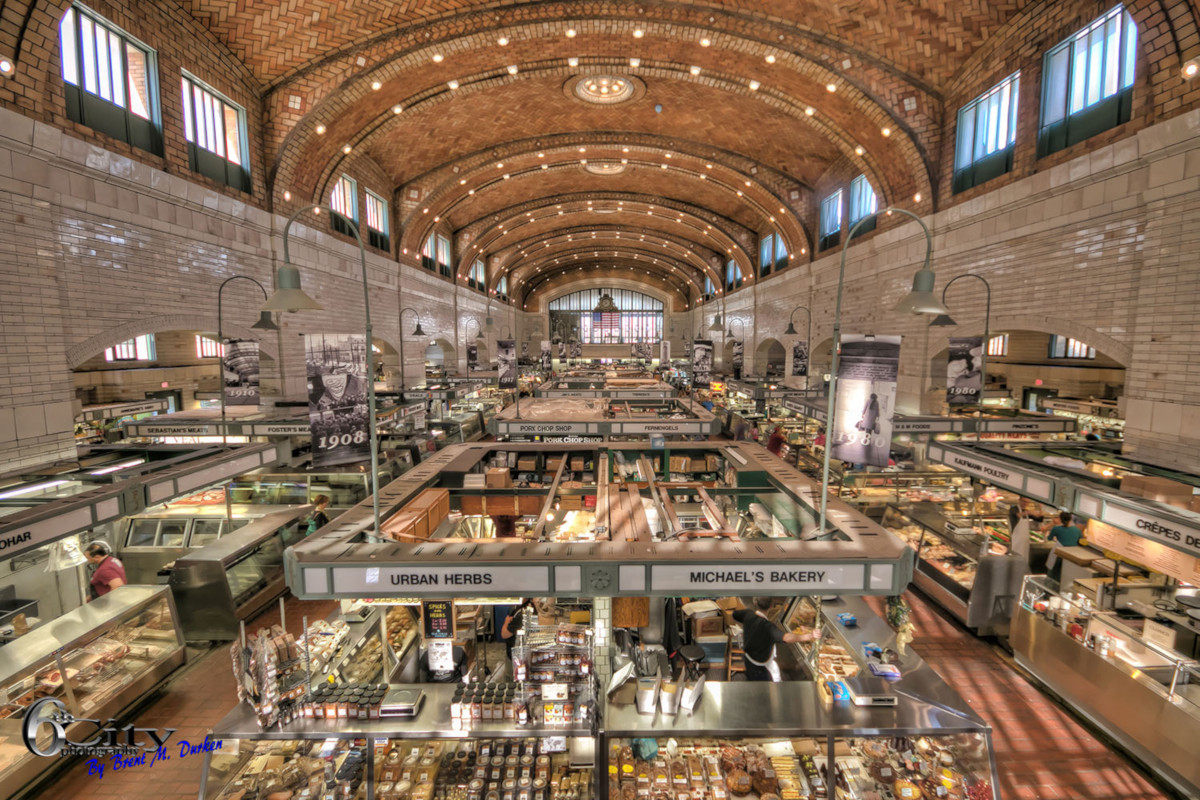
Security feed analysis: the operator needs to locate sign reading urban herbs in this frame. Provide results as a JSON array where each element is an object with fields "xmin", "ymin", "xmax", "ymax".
[
  {"xmin": 830, "ymin": 334, "xmax": 901, "ymax": 469},
  {"xmin": 792, "ymin": 340, "xmax": 809, "ymax": 377},
  {"xmin": 222, "ymin": 339, "xmax": 260, "ymax": 405},
  {"xmin": 305, "ymin": 333, "xmax": 371, "ymax": 468},
  {"xmin": 692, "ymin": 339, "xmax": 713, "ymax": 388},
  {"xmin": 946, "ymin": 336, "xmax": 984, "ymax": 405},
  {"xmin": 497, "ymin": 339, "xmax": 517, "ymax": 390}
]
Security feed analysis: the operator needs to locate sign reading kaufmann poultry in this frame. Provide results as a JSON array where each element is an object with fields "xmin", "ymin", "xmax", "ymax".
[{"xmin": 305, "ymin": 333, "xmax": 371, "ymax": 467}]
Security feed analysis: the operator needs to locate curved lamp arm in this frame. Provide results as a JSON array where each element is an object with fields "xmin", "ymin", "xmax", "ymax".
[
  {"xmin": 787, "ymin": 304, "xmax": 813, "ymax": 391},
  {"xmin": 819, "ymin": 206, "xmax": 933, "ymax": 537},
  {"xmin": 280, "ymin": 203, "xmax": 382, "ymax": 538}
]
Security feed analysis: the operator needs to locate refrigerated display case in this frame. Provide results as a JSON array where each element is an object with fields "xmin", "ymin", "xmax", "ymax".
[{"xmin": 0, "ymin": 586, "xmax": 186, "ymax": 800}]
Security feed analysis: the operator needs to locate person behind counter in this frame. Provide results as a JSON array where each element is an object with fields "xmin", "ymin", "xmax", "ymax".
[
  {"xmin": 305, "ymin": 494, "xmax": 332, "ymax": 536},
  {"xmin": 85, "ymin": 541, "xmax": 126, "ymax": 599},
  {"xmin": 1046, "ymin": 511, "xmax": 1085, "ymax": 582},
  {"xmin": 765, "ymin": 425, "xmax": 786, "ymax": 456},
  {"xmin": 730, "ymin": 597, "xmax": 820, "ymax": 681},
  {"xmin": 501, "ymin": 598, "xmax": 534, "ymax": 660},
  {"xmin": 1008, "ymin": 505, "xmax": 1032, "ymax": 563}
]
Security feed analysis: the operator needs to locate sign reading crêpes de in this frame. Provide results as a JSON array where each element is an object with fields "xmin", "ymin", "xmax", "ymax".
[
  {"xmin": 651, "ymin": 564, "xmax": 864, "ymax": 593},
  {"xmin": 332, "ymin": 565, "xmax": 550, "ymax": 595}
]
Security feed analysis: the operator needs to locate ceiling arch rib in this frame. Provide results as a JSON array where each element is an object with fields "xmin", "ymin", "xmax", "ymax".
[
  {"xmin": 400, "ymin": 148, "xmax": 815, "ymax": 262},
  {"xmin": 272, "ymin": 21, "xmax": 936, "ymax": 213}
]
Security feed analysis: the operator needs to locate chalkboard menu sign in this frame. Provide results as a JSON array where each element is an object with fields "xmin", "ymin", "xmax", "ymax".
[{"xmin": 422, "ymin": 600, "xmax": 455, "ymax": 639}]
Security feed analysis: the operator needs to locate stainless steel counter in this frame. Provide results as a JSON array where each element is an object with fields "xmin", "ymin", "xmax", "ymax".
[
  {"xmin": 211, "ymin": 683, "xmax": 592, "ymax": 740},
  {"xmin": 604, "ymin": 680, "xmax": 987, "ymax": 737}
]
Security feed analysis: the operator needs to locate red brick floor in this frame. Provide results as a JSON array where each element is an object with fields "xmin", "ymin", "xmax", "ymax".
[
  {"xmin": 865, "ymin": 592, "xmax": 1172, "ymax": 800},
  {"xmin": 41, "ymin": 594, "xmax": 337, "ymax": 800},
  {"xmin": 40, "ymin": 592, "xmax": 1173, "ymax": 800}
]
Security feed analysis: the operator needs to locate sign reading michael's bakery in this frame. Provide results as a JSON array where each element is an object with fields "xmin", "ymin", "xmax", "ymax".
[{"xmin": 651, "ymin": 564, "xmax": 863, "ymax": 592}]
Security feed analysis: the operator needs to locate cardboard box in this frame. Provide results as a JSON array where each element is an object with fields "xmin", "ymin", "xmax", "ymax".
[
  {"xmin": 705, "ymin": 454, "xmax": 721, "ymax": 472},
  {"xmin": 517, "ymin": 457, "xmax": 537, "ymax": 472},
  {"xmin": 715, "ymin": 597, "xmax": 744, "ymax": 612},
  {"xmin": 560, "ymin": 494, "xmax": 583, "ymax": 511},
  {"xmin": 570, "ymin": 457, "xmax": 586, "ymax": 471},
  {"xmin": 669, "ymin": 455, "xmax": 690, "ymax": 472},
  {"xmin": 546, "ymin": 456, "xmax": 564, "ymax": 471},
  {"xmin": 486, "ymin": 468, "xmax": 514, "ymax": 489},
  {"xmin": 1190, "ymin": 495, "xmax": 1200, "ymax": 514},
  {"xmin": 692, "ymin": 615, "xmax": 725, "ymax": 637}
]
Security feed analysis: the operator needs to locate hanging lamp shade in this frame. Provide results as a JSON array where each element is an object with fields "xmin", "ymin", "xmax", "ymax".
[
  {"xmin": 784, "ymin": 321, "xmax": 798, "ymax": 335},
  {"xmin": 412, "ymin": 321, "xmax": 426, "ymax": 337},
  {"xmin": 706, "ymin": 313, "xmax": 724, "ymax": 332},
  {"xmin": 928, "ymin": 314, "xmax": 957, "ymax": 327},
  {"xmin": 251, "ymin": 311, "xmax": 280, "ymax": 331},
  {"xmin": 893, "ymin": 268, "xmax": 949, "ymax": 315},
  {"xmin": 261, "ymin": 264, "xmax": 322, "ymax": 312}
]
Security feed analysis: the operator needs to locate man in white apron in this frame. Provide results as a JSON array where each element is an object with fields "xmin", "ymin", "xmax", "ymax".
[{"xmin": 731, "ymin": 597, "xmax": 821, "ymax": 681}]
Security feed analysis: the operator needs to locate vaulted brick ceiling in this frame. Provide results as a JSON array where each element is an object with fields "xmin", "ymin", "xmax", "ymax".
[{"xmin": 211, "ymin": 0, "xmax": 1054, "ymax": 303}]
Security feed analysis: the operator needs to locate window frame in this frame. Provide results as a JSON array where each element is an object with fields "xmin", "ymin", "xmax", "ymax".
[
  {"xmin": 819, "ymin": 189, "xmax": 843, "ymax": 251},
  {"xmin": 1048, "ymin": 334, "xmax": 1096, "ymax": 359},
  {"xmin": 435, "ymin": 234, "xmax": 452, "ymax": 279},
  {"xmin": 954, "ymin": 72, "xmax": 1020, "ymax": 193},
  {"xmin": 986, "ymin": 334, "xmax": 1009, "ymax": 357},
  {"xmin": 181, "ymin": 72, "xmax": 251, "ymax": 192},
  {"xmin": 496, "ymin": 275, "xmax": 509, "ymax": 302},
  {"xmin": 363, "ymin": 190, "xmax": 390, "ymax": 251},
  {"xmin": 59, "ymin": 4, "xmax": 162, "ymax": 154},
  {"xmin": 329, "ymin": 174, "xmax": 358, "ymax": 237},
  {"xmin": 848, "ymin": 175, "xmax": 878, "ymax": 233},
  {"xmin": 725, "ymin": 259, "xmax": 743, "ymax": 292},
  {"xmin": 467, "ymin": 258, "xmax": 486, "ymax": 292},
  {"xmin": 195, "ymin": 335, "xmax": 223, "ymax": 359},
  {"xmin": 1038, "ymin": 6, "xmax": 1136, "ymax": 157},
  {"xmin": 548, "ymin": 288, "xmax": 664, "ymax": 344},
  {"xmin": 105, "ymin": 334, "xmax": 156, "ymax": 362}
]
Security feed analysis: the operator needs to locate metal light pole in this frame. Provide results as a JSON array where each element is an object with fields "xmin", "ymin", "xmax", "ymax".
[
  {"xmin": 217, "ymin": 276, "xmax": 280, "ymax": 523},
  {"xmin": 268, "ymin": 204, "xmax": 383, "ymax": 538},
  {"xmin": 818, "ymin": 207, "xmax": 944, "ymax": 537},
  {"xmin": 784, "ymin": 305, "xmax": 813, "ymax": 390},
  {"xmin": 398, "ymin": 307, "xmax": 426, "ymax": 392}
]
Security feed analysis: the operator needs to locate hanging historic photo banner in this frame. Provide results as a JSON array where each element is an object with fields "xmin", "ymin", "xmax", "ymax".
[
  {"xmin": 521, "ymin": 342, "xmax": 529, "ymax": 360},
  {"xmin": 660, "ymin": 339, "xmax": 670, "ymax": 365},
  {"xmin": 692, "ymin": 339, "xmax": 713, "ymax": 388},
  {"xmin": 732, "ymin": 339, "xmax": 744, "ymax": 378},
  {"xmin": 569, "ymin": 340, "xmax": 582, "ymax": 359},
  {"xmin": 466, "ymin": 343, "xmax": 478, "ymax": 370},
  {"xmin": 305, "ymin": 333, "xmax": 371, "ymax": 468},
  {"xmin": 557, "ymin": 341, "xmax": 567, "ymax": 359},
  {"xmin": 792, "ymin": 340, "xmax": 809, "ymax": 377},
  {"xmin": 829, "ymin": 334, "xmax": 901, "ymax": 468},
  {"xmin": 631, "ymin": 342, "xmax": 652, "ymax": 360},
  {"xmin": 223, "ymin": 339, "xmax": 261, "ymax": 405},
  {"xmin": 946, "ymin": 336, "xmax": 984, "ymax": 406},
  {"xmin": 541, "ymin": 340, "xmax": 552, "ymax": 371},
  {"xmin": 497, "ymin": 339, "xmax": 517, "ymax": 390}
]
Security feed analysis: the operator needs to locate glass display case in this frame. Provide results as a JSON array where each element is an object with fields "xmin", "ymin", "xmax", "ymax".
[
  {"xmin": 0, "ymin": 586, "xmax": 186, "ymax": 800},
  {"xmin": 1013, "ymin": 575, "xmax": 1200, "ymax": 797}
]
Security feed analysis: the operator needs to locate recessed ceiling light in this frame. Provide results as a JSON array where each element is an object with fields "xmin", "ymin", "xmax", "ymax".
[
  {"xmin": 855, "ymin": 146, "xmax": 864, "ymax": 155},
  {"xmin": 566, "ymin": 28, "xmax": 577, "ymax": 38},
  {"xmin": 629, "ymin": 58, "xmax": 641, "ymax": 68},
  {"xmin": 283, "ymin": 190, "xmax": 292, "ymax": 201},
  {"xmin": 633, "ymin": 29, "xmax": 645, "ymax": 38},
  {"xmin": 423, "ymin": 208, "xmax": 429, "ymax": 213},
  {"xmin": 765, "ymin": 54, "xmax": 776, "ymax": 64},
  {"xmin": 315, "ymin": 124, "xmax": 326, "ymax": 134},
  {"xmin": 503, "ymin": 174, "xmax": 510, "ymax": 179},
  {"xmin": 881, "ymin": 127, "xmax": 892, "ymax": 137},
  {"xmin": 568, "ymin": 57, "xmax": 579, "ymax": 67},
  {"xmin": 460, "ymin": 179, "xmax": 466, "ymax": 184},
  {"xmin": 447, "ymin": 80, "xmax": 459, "ymax": 89},
  {"xmin": 579, "ymin": 147, "xmax": 587, "ymax": 152},
  {"xmin": 826, "ymin": 83, "xmax": 837, "ymax": 92},
  {"xmin": 498, "ymin": 37, "xmax": 509, "ymax": 46},
  {"xmin": 1185, "ymin": 59, "xmax": 1199, "ymax": 78},
  {"xmin": 432, "ymin": 54, "xmax": 444, "ymax": 63},
  {"xmin": 507, "ymin": 65, "xmax": 519, "ymax": 75},
  {"xmin": 701, "ymin": 38, "xmax": 711, "ymax": 47},
  {"xmin": 537, "ymin": 152, "xmax": 545, "ymax": 158},
  {"xmin": 689, "ymin": 66, "xmax": 701, "ymax": 75},
  {"xmin": 371, "ymin": 81, "xmax": 382, "ymax": 91},
  {"xmin": 748, "ymin": 80, "xmax": 760, "ymax": 91},
  {"xmin": 736, "ymin": 191, "xmax": 743, "ymax": 196},
  {"xmin": 468, "ymin": 189, "xmax": 474, "ymax": 194},
  {"xmin": 914, "ymin": 193, "xmax": 922, "ymax": 202},
  {"xmin": 392, "ymin": 104, "xmax": 403, "ymax": 114},
  {"xmin": 0, "ymin": 59, "xmax": 13, "ymax": 75},
  {"xmin": 744, "ymin": 180, "xmax": 751, "ymax": 186},
  {"xmin": 497, "ymin": 162, "xmax": 504, "ymax": 168},
  {"xmin": 342, "ymin": 144, "xmax": 352, "ymax": 154},
  {"xmin": 804, "ymin": 106, "xmax": 815, "ymax": 116},
  {"xmin": 541, "ymin": 164, "xmax": 548, "ymax": 169}
]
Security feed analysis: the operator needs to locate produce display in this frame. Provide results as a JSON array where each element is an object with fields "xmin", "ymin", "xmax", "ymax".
[
  {"xmin": 607, "ymin": 738, "xmax": 829, "ymax": 800},
  {"xmin": 834, "ymin": 735, "xmax": 994, "ymax": 800},
  {"xmin": 205, "ymin": 738, "xmax": 365, "ymax": 800},
  {"xmin": 376, "ymin": 738, "xmax": 592, "ymax": 800}
]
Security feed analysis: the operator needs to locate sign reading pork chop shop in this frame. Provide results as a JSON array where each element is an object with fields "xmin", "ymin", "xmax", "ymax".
[
  {"xmin": 651, "ymin": 564, "xmax": 864, "ymax": 593},
  {"xmin": 332, "ymin": 565, "xmax": 551, "ymax": 595}
]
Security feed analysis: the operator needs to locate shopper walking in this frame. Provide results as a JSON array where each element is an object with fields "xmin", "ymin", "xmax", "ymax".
[
  {"xmin": 731, "ymin": 598, "xmax": 820, "ymax": 681},
  {"xmin": 85, "ymin": 541, "xmax": 126, "ymax": 599},
  {"xmin": 306, "ymin": 494, "xmax": 332, "ymax": 535}
]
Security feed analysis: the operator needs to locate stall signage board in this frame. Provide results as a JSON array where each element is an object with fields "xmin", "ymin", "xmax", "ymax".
[
  {"xmin": 1097, "ymin": 502, "xmax": 1200, "ymax": 560},
  {"xmin": 617, "ymin": 422, "xmax": 704, "ymax": 435},
  {"xmin": 80, "ymin": 399, "xmax": 167, "ymax": 421},
  {"xmin": 1143, "ymin": 619, "xmax": 1177, "ymax": 652},
  {"xmin": 782, "ymin": 398, "xmax": 825, "ymax": 421},
  {"xmin": 893, "ymin": 418, "xmax": 958, "ymax": 433},
  {"xmin": 332, "ymin": 565, "xmax": 551, "ymax": 595},
  {"xmin": 504, "ymin": 422, "xmax": 592, "ymax": 435},
  {"xmin": 977, "ymin": 418, "xmax": 1073, "ymax": 433},
  {"xmin": 650, "ymin": 564, "xmax": 863, "ymax": 593},
  {"xmin": 133, "ymin": 423, "xmax": 219, "ymax": 436},
  {"xmin": 251, "ymin": 423, "xmax": 310, "ymax": 435},
  {"xmin": 929, "ymin": 445, "xmax": 1058, "ymax": 502},
  {"xmin": 421, "ymin": 600, "xmax": 456, "ymax": 639}
]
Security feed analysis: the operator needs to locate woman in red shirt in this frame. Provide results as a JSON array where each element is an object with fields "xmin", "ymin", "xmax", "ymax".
[
  {"xmin": 766, "ymin": 426, "xmax": 786, "ymax": 456},
  {"xmin": 85, "ymin": 541, "xmax": 127, "ymax": 599}
]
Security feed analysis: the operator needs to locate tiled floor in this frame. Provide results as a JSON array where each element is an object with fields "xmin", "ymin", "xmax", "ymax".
[
  {"xmin": 865, "ymin": 592, "xmax": 1173, "ymax": 800},
  {"xmin": 42, "ymin": 594, "xmax": 336, "ymax": 800},
  {"xmin": 41, "ymin": 592, "xmax": 1174, "ymax": 800}
]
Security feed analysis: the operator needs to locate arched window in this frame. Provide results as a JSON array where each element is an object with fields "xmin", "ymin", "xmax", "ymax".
[{"xmin": 548, "ymin": 288, "xmax": 664, "ymax": 344}]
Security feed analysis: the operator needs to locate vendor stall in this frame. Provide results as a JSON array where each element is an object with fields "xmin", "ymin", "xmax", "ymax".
[{"xmin": 490, "ymin": 399, "xmax": 720, "ymax": 441}]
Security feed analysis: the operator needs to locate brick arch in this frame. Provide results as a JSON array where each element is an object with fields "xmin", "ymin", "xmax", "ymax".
[
  {"xmin": 925, "ymin": 314, "xmax": 1133, "ymax": 368},
  {"xmin": 66, "ymin": 315, "xmax": 280, "ymax": 370}
]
